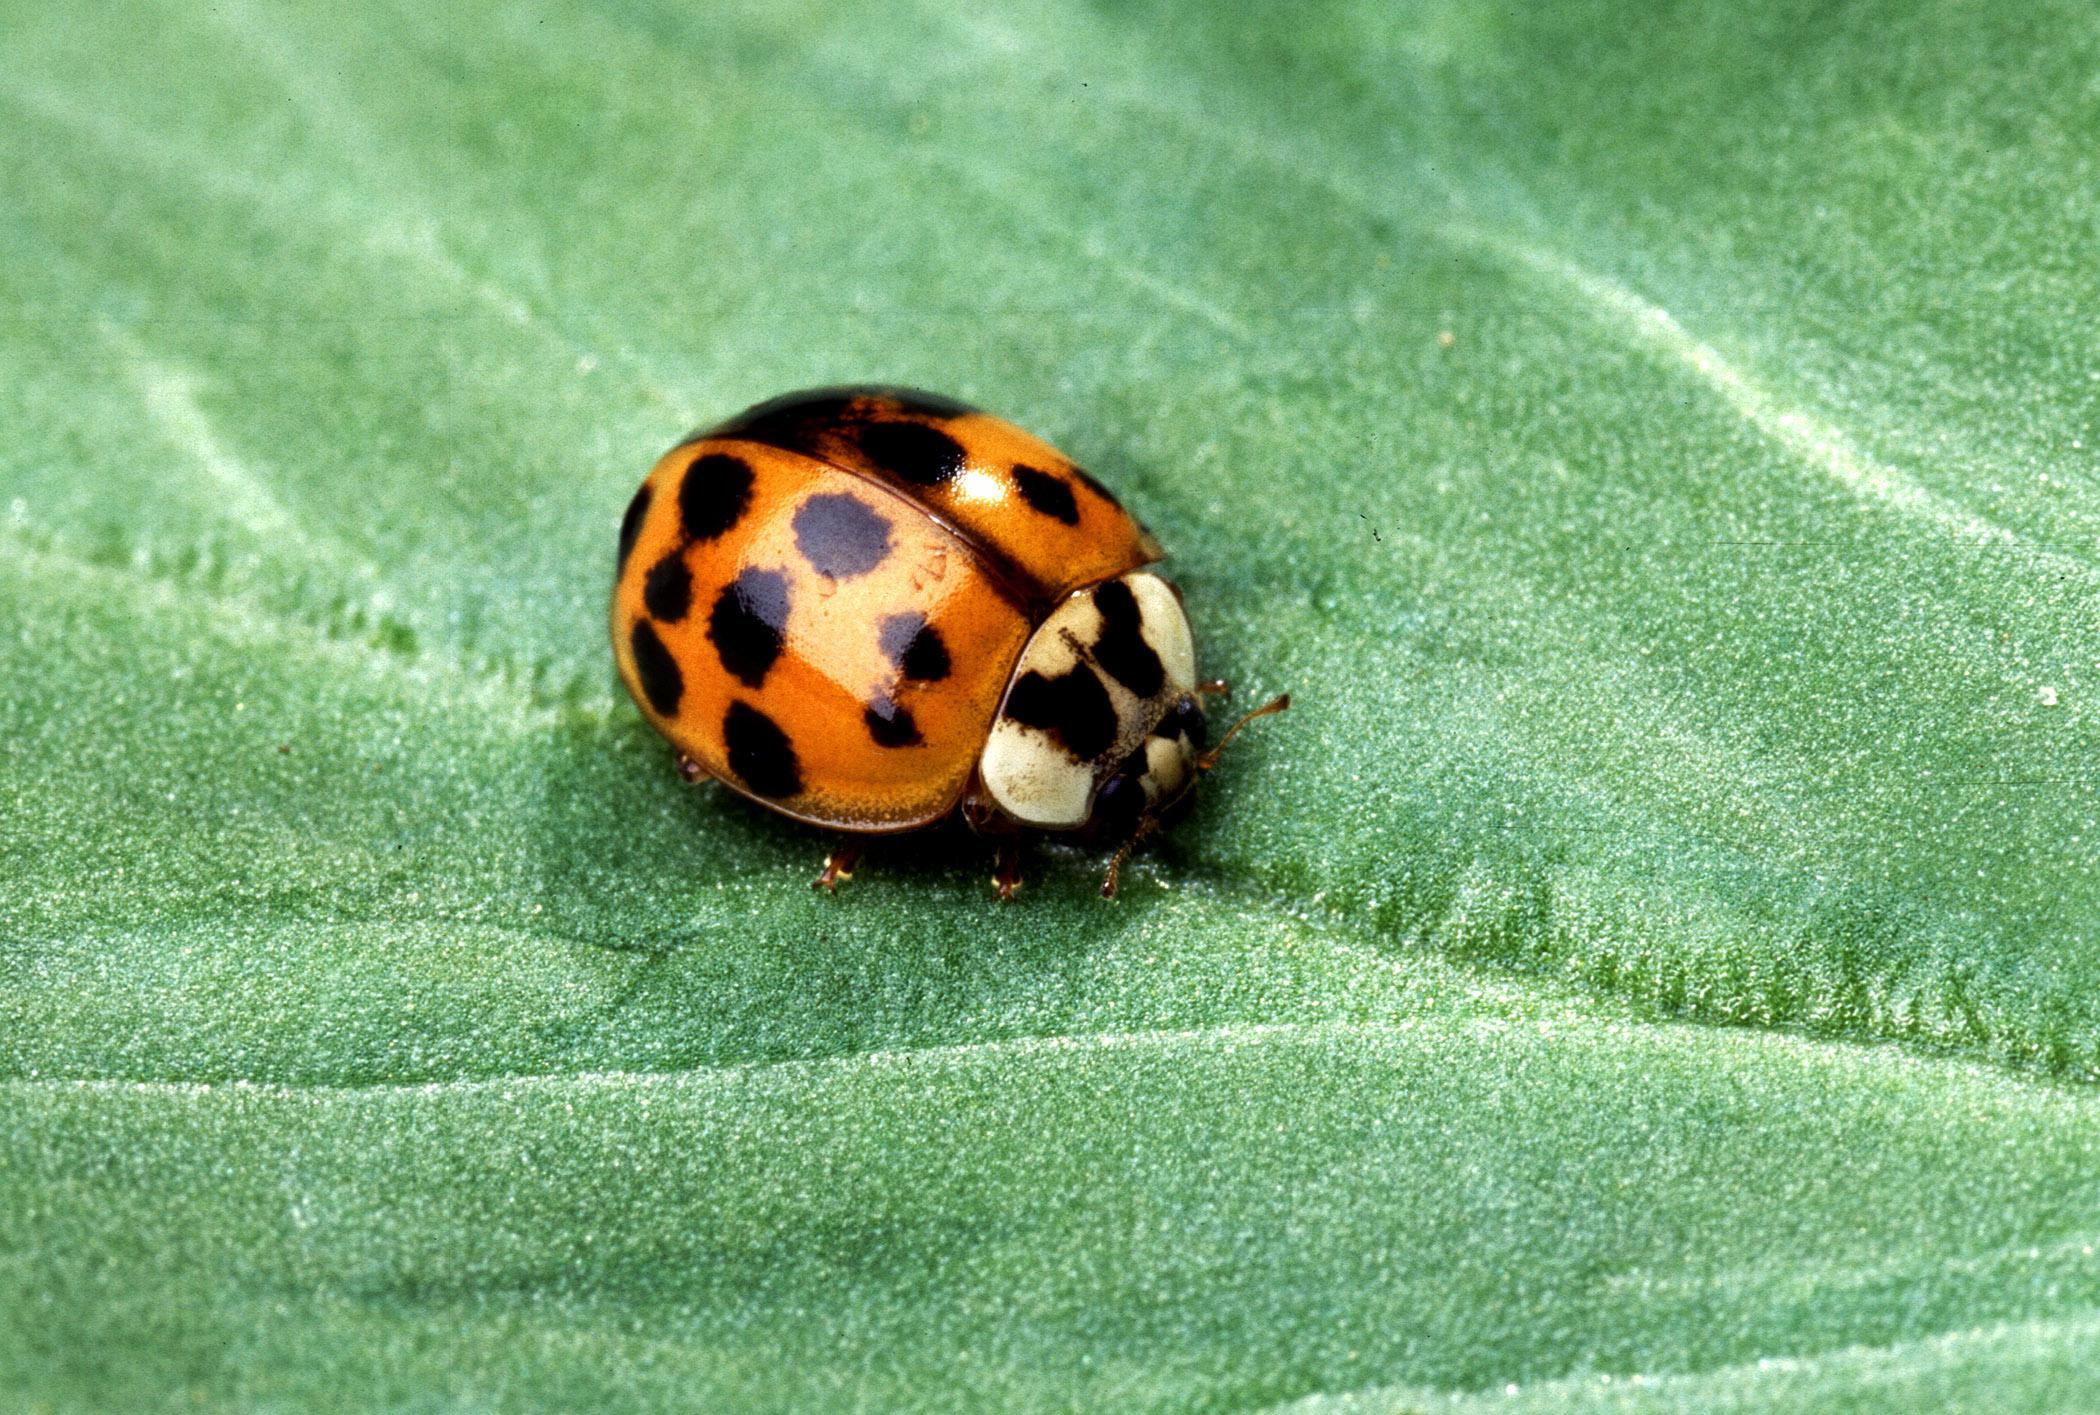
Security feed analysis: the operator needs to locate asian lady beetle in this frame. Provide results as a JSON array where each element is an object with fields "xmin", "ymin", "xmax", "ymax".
[{"xmin": 610, "ymin": 386, "xmax": 1288, "ymax": 899}]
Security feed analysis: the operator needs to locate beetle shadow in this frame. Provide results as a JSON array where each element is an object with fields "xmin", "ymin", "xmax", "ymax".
[{"xmin": 512, "ymin": 711, "xmax": 1213, "ymax": 1070}]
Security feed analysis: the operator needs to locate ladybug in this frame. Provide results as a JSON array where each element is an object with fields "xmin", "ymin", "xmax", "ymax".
[{"xmin": 610, "ymin": 386, "xmax": 1288, "ymax": 899}]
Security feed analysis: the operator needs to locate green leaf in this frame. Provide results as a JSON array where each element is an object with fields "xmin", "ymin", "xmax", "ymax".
[{"xmin": 4, "ymin": 0, "xmax": 2098, "ymax": 1407}]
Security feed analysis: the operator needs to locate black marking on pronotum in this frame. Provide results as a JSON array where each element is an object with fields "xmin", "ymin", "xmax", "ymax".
[
  {"xmin": 878, "ymin": 612, "xmax": 951, "ymax": 682},
  {"xmin": 629, "ymin": 619, "xmax": 683, "ymax": 716},
  {"xmin": 863, "ymin": 697, "xmax": 923, "ymax": 747},
  {"xmin": 708, "ymin": 567, "xmax": 791, "ymax": 688},
  {"xmin": 642, "ymin": 550, "xmax": 693, "ymax": 623},
  {"xmin": 1088, "ymin": 580, "xmax": 1165, "ymax": 699},
  {"xmin": 679, "ymin": 452, "xmax": 756, "ymax": 542},
  {"xmin": 1003, "ymin": 666, "xmax": 1116, "ymax": 760},
  {"xmin": 857, "ymin": 420, "xmax": 968, "ymax": 488},
  {"xmin": 792, "ymin": 493, "xmax": 893, "ymax": 578},
  {"xmin": 723, "ymin": 701, "xmax": 802, "ymax": 798},
  {"xmin": 1012, "ymin": 464, "xmax": 1080, "ymax": 525},
  {"xmin": 617, "ymin": 484, "xmax": 651, "ymax": 572}
]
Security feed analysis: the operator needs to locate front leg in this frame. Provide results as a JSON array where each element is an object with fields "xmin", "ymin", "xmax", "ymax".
[
  {"xmin": 813, "ymin": 841, "xmax": 864, "ymax": 894},
  {"xmin": 992, "ymin": 840, "xmax": 1024, "ymax": 902}
]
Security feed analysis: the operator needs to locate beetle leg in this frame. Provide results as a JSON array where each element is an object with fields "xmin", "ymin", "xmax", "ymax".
[
  {"xmin": 1099, "ymin": 842, "xmax": 1132, "ymax": 900},
  {"xmin": 814, "ymin": 842, "xmax": 864, "ymax": 894},
  {"xmin": 992, "ymin": 841, "xmax": 1024, "ymax": 902},
  {"xmin": 674, "ymin": 752, "xmax": 707, "ymax": 784},
  {"xmin": 1195, "ymin": 678, "xmax": 1232, "ymax": 699},
  {"xmin": 1100, "ymin": 817, "xmax": 1162, "ymax": 900}
]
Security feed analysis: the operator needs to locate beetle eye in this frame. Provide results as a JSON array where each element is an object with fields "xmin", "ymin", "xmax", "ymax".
[
  {"xmin": 1091, "ymin": 772, "xmax": 1146, "ymax": 841},
  {"xmin": 1164, "ymin": 695, "xmax": 1208, "ymax": 749}
]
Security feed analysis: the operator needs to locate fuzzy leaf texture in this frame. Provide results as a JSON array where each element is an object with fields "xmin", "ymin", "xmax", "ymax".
[{"xmin": 4, "ymin": 1, "xmax": 2099, "ymax": 1409}]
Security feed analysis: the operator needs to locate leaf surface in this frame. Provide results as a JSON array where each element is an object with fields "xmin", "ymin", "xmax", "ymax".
[{"xmin": 4, "ymin": 0, "xmax": 2098, "ymax": 1407}]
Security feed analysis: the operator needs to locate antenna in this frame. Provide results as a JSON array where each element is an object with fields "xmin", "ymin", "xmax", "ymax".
[
  {"xmin": 1195, "ymin": 693, "xmax": 1291, "ymax": 773},
  {"xmin": 1100, "ymin": 691, "xmax": 1290, "ymax": 899}
]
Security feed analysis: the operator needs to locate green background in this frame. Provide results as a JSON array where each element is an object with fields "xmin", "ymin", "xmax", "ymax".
[{"xmin": 5, "ymin": 0, "xmax": 2100, "ymax": 1408}]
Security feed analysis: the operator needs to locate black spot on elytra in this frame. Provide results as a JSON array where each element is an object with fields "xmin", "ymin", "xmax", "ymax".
[
  {"xmin": 858, "ymin": 421, "xmax": 967, "ymax": 488},
  {"xmin": 708, "ymin": 567, "xmax": 790, "ymax": 688},
  {"xmin": 793, "ymin": 493, "xmax": 892, "ymax": 578},
  {"xmin": 723, "ymin": 701, "xmax": 802, "ymax": 798},
  {"xmin": 1089, "ymin": 580, "xmax": 1165, "ymax": 699},
  {"xmin": 1012, "ymin": 464, "xmax": 1079, "ymax": 525},
  {"xmin": 868, "ymin": 387, "xmax": 975, "ymax": 421},
  {"xmin": 617, "ymin": 484, "xmax": 650, "ymax": 572},
  {"xmin": 643, "ymin": 550, "xmax": 693, "ymax": 622},
  {"xmin": 1004, "ymin": 665, "xmax": 1116, "ymax": 760},
  {"xmin": 679, "ymin": 453, "xmax": 755, "ymax": 542},
  {"xmin": 721, "ymin": 393, "xmax": 856, "ymax": 456},
  {"xmin": 1071, "ymin": 464, "xmax": 1123, "ymax": 509},
  {"xmin": 878, "ymin": 612, "xmax": 951, "ymax": 682},
  {"xmin": 629, "ymin": 619, "xmax": 683, "ymax": 717},
  {"xmin": 863, "ymin": 697, "xmax": 923, "ymax": 747}
]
